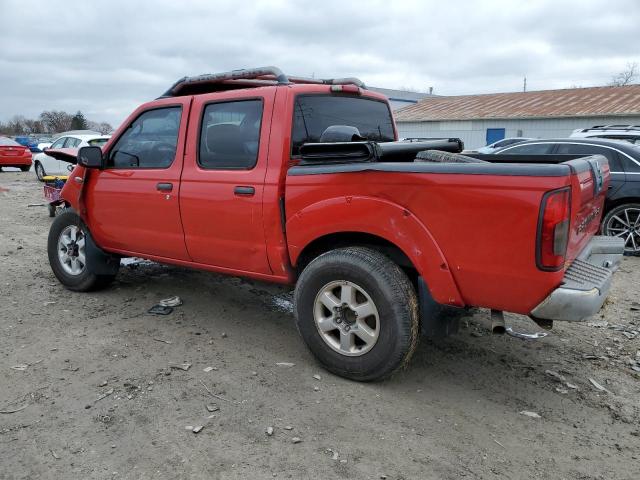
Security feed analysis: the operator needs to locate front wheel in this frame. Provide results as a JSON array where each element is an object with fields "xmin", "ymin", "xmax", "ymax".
[
  {"xmin": 294, "ymin": 247, "xmax": 419, "ymax": 382},
  {"xmin": 35, "ymin": 161, "xmax": 46, "ymax": 181},
  {"xmin": 47, "ymin": 210, "xmax": 118, "ymax": 291},
  {"xmin": 602, "ymin": 203, "xmax": 640, "ymax": 256}
]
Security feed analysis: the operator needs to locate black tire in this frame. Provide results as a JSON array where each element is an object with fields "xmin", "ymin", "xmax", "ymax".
[
  {"xmin": 294, "ymin": 247, "xmax": 419, "ymax": 382},
  {"xmin": 47, "ymin": 204, "xmax": 56, "ymax": 218},
  {"xmin": 20, "ymin": 166, "xmax": 31, "ymax": 172},
  {"xmin": 602, "ymin": 203, "xmax": 640, "ymax": 256},
  {"xmin": 47, "ymin": 210, "xmax": 117, "ymax": 291},
  {"xmin": 35, "ymin": 161, "xmax": 45, "ymax": 181}
]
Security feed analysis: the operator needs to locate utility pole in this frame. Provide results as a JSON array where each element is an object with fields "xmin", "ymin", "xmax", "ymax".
[{"xmin": 523, "ymin": 77, "xmax": 527, "ymax": 92}]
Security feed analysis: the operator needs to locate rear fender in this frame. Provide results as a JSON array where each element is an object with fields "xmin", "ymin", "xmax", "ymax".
[{"xmin": 286, "ymin": 196, "xmax": 464, "ymax": 306}]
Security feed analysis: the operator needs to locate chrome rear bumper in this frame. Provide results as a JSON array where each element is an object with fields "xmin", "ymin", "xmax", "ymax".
[{"xmin": 530, "ymin": 236, "xmax": 625, "ymax": 322}]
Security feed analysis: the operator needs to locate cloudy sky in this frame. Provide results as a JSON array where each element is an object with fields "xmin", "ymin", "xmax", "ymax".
[{"xmin": 1, "ymin": 0, "xmax": 638, "ymax": 126}]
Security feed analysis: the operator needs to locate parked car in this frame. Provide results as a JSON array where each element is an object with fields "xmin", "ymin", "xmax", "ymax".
[
  {"xmin": 46, "ymin": 66, "xmax": 623, "ymax": 381},
  {"xmin": 493, "ymin": 138, "xmax": 640, "ymax": 255},
  {"xmin": 475, "ymin": 137, "xmax": 533, "ymax": 154},
  {"xmin": 0, "ymin": 136, "xmax": 32, "ymax": 171},
  {"xmin": 570, "ymin": 125, "xmax": 640, "ymax": 145},
  {"xmin": 14, "ymin": 136, "xmax": 42, "ymax": 153},
  {"xmin": 32, "ymin": 133, "xmax": 111, "ymax": 180}
]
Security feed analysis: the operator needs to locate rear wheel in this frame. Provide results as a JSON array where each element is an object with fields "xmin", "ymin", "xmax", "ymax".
[
  {"xmin": 35, "ymin": 161, "xmax": 46, "ymax": 181},
  {"xmin": 47, "ymin": 210, "xmax": 118, "ymax": 291},
  {"xmin": 294, "ymin": 247, "xmax": 419, "ymax": 381},
  {"xmin": 602, "ymin": 203, "xmax": 640, "ymax": 256}
]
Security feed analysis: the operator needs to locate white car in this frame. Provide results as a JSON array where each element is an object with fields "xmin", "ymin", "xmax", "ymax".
[
  {"xmin": 570, "ymin": 125, "xmax": 640, "ymax": 144},
  {"xmin": 32, "ymin": 133, "xmax": 110, "ymax": 180},
  {"xmin": 476, "ymin": 137, "xmax": 534, "ymax": 154}
]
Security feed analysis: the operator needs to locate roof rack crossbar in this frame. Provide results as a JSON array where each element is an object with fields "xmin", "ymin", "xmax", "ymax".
[
  {"xmin": 160, "ymin": 66, "xmax": 289, "ymax": 98},
  {"xmin": 582, "ymin": 124, "xmax": 640, "ymax": 132},
  {"xmin": 159, "ymin": 67, "xmax": 366, "ymax": 97}
]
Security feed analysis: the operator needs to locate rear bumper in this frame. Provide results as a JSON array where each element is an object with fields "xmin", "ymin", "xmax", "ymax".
[
  {"xmin": 0, "ymin": 157, "xmax": 32, "ymax": 167},
  {"xmin": 530, "ymin": 236, "xmax": 624, "ymax": 322}
]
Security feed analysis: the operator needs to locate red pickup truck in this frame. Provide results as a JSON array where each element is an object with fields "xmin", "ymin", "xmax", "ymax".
[{"xmin": 47, "ymin": 67, "xmax": 624, "ymax": 381}]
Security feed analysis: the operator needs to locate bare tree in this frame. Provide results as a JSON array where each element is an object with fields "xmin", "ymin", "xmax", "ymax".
[
  {"xmin": 609, "ymin": 62, "xmax": 638, "ymax": 87},
  {"xmin": 39, "ymin": 110, "xmax": 74, "ymax": 133},
  {"xmin": 98, "ymin": 122, "xmax": 114, "ymax": 134}
]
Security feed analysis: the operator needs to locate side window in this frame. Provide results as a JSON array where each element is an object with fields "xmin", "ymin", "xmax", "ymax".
[
  {"xmin": 555, "ymin": 144, "xmax": 622, "ymax": 172},
  {"xmin": 50, "ymin": 137, "xmax": 66, "ymax": 149},
  {"xmin": 500, "ymin": 143, "xmax": 553, "ymax": 154},
  {"xmin": 107, "ymin": 106, "xmax": 181, "ymax": 169},
  {"xmin": 64, "ymin": 137, "xmax": 81, "ymax": 148},
  {"xmin": 621, "ymin": 152, "xmax": 640, "ymax": 172},
  {"xmin": 198, "ymin": 100, "xmax": 262, "ymax": 169}
]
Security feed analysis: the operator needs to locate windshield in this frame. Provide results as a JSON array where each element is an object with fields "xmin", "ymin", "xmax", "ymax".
[{"xmin": 291, "ymin": 95, "xmax": 395, "ymax": 155}]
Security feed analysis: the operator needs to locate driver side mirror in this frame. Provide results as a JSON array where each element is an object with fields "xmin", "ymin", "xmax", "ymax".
[{"xmin": 78, "ymin": 146, "xmax": 104, "ymax": 169}]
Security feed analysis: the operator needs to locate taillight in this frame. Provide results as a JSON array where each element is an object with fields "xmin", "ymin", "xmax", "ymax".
[
  {"xmin": 24, "ymin": 147, "xmax": 31, "ymax": 154},
  {"xmin": 536, "ymin": 188, "xmax": 571, "ymax": 271}
]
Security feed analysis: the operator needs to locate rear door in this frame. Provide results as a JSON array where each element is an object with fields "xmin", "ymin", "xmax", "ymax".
[
  {"xmin": 84, "ymin": 99, "xmax": 191, "ymax": 260},
  {"xmin": 179, "ymin": 89, "xmax": 276, "ymax": 274}
]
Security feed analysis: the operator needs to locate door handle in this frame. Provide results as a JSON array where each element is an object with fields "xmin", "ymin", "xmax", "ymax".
[
  {"xmin": 157, "ymin": 182, "xmax": 173, "ymax": 192},
  {"xmin": 234, "ymin": 186, "xmax": 255, "ymax": 196}
]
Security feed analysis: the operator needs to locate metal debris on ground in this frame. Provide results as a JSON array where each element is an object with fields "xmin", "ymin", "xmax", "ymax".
[
  {"xmin": 291, "ymin": 437, "xmax": 302, "ymax": 443},
  {"xmin": 95, "ymin": 388, "xmax": 114, "ymax": 403},
  {"xmin": 159, "ymin": 296, "xmax": 183, "ymax": 307},
  {"xmin": 313, "ymin": 374, "xmax": 321, "ymax": 380},
  {"xmin": 148, "ymin": 305, "xmax": 173, "ymax": 315},
  {"xmin": 50, "ymin": 450, "xmax": 60, "ymax": 460},
  {"xmin": 276, "ymin": 362, "xmax": 295, "ymax": 367},
  {"xmin": 98, "ymin": 380, "xmax": 108, "ymax": 387},
  {"xmin": 519, "ymin": 411, "xmax": 542, "ymax": 419},
  {"xmin": 266, "ymin": 426, "xmax": 274, "ymax": 436},
  {"xmin": 192, "ymin": 425, "xmax": 204, "ymax": 434},
  {"xmin": 153, "ymin": 338, "xmax": 172, "ymax": 344},
  {"xmin": 168, "ymin": 363, "xmax": 192, "ymax": 371},
  {"xmin": 203, "ymin": 366, "xmax": 215, "ymax": 372},
  {"xmin": 589, "ymin": 378, "xmax": 610, "ymax": 393},
  {"xmin": 545, "ymin": 370, "xmax": 567, "ymax": 382},
  {"xmin": 206, "ymin": 404, "xmax": 219, "ymax": 412},
  {"xmin": 506, "ymin": 328, "xmax": 548, "ymax": 340},
  {"xmin": 0, "ymin": 404, "xmax": 29, "ymax": 414}
]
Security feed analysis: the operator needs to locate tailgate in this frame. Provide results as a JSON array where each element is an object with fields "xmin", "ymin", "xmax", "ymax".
[{"xmin": 564, "ymin": 155, "xmax": 609, "ymax": 265}]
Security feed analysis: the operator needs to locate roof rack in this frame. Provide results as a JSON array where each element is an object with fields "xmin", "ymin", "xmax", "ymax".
[
  {"xmin": 159, "ymin": 66, "xmax": 366, "ymax": 98},
  {"xmin": 581, "ymin": 124, "xmax": 640, "ymax": 132}
]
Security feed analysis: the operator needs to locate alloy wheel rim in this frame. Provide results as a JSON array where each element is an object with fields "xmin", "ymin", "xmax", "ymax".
[
  {"xmin": 57, "ymin": 225, "xmax": 86, "ymax": 275},
  {"xmin": 313, "ymin": 280, "xmax": 380, "ymax": 356},
  {"xmin": 606, "ymin": 207, "xmax": 640, "ymax": 253}
]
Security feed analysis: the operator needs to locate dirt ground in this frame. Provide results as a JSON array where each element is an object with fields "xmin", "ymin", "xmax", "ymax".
[{"xmin": 1, "ymin": 171, "xmax": 639, "ymax": 480}]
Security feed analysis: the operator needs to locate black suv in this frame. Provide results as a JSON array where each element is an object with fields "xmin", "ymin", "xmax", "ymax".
[{"xmin": 495, "ymin": 138, "xmax": 640, "ymax": 256}]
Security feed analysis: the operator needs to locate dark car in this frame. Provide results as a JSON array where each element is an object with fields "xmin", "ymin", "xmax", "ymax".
[
  {"xmin": 495, "ymin": 138, "xmax": 640, "ymax": 255},
  {"xmin": 14, "ymin": 136, "xmax": 42, "ymax": 153}
]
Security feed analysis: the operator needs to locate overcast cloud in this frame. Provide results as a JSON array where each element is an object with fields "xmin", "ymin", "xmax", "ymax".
[{"xmin": 1, "ymin": 0, "xmax": 639, "ymax": 126}]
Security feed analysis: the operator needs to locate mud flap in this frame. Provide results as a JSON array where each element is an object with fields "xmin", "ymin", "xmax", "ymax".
[
  {"xmin": 85, "ymin": 230, "xmax": 120, "ymax": 275},
  {"xmin": 418, "ymin": 277, "xmax": 462, "ymax": 338}
]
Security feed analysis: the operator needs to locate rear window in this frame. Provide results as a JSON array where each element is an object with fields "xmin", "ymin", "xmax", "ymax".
[
  {"xmin": 0, "ymin": 137, "xmax": 21, "ymax": 146},
  {"xmin": 291, "ymin": 95, "xmax": 395, "ymax": 156},
  {"xmin": 498, "ymin": 143, "xmax": 554, "ymax": 154},
  {"xmin": 555, "ymin": 143, "xmax": 623, "ymax": 172}
]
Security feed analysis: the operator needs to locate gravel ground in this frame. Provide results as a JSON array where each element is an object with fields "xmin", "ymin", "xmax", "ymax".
[{"xmin": 1, "ymin": 171, "xmax": 639, "ymax": 480}]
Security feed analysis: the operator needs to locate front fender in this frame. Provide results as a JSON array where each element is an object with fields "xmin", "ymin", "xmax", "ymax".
[{"xmin": 286, "ymin": 196, "xmax": 464, "ymax": 306}]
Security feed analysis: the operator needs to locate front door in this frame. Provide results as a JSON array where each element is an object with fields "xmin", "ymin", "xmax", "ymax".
[
  {"xmin": 486, "ymin": 128, "xmax": 506, "ymax": 145},
  {"xmin": 179, "ymin": 90, "xmax": 276, "ymax": 274},
  {"xmin": 84, "ymin": 100, "xmax": 191, "ymax": 260}
]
